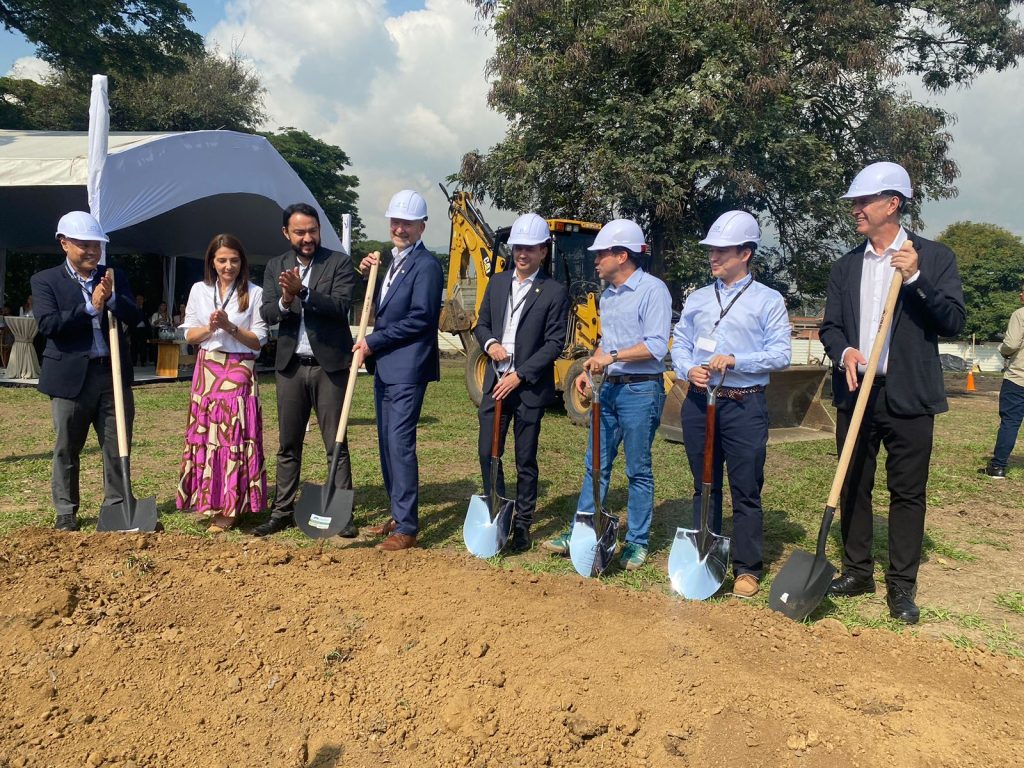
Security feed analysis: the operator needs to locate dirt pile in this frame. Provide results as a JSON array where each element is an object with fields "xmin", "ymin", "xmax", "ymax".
[{"xmin": 1, "ymin": 529, "xmax": 1022, "ymax": 767}]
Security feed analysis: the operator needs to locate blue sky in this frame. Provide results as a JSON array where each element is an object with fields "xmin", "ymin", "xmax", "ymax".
[{"xmin": 3, "ymin": 1, "xmax": 1024, "ymax": 244}]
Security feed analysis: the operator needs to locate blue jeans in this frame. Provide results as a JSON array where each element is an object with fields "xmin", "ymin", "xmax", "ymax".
[
  {"xmin": 993, "ymin": 378, "xmax": 1024, "ymax": 468},
  {"xmin": 575, "ymin": 379, "xmax": 665, "ymax": 548}
]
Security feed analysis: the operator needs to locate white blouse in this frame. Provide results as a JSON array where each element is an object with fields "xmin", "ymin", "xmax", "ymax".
[{"xmin": 180, "ymin": 281, "xmax": 268, "ymax": 353}]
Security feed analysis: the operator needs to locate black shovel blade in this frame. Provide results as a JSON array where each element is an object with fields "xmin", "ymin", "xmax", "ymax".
[
  {"xmin": 97, "ymin": 496, "xmax": 159, "ymax": 532},
  {"xmin": 769, "ymin": 504, "xmax": 838, "ymax": 621},
  {"xmin": 768, "ymin": 549, "xmax": 836, "ymax": 621},
  {"xmin": 294, "ymin": 482, "xmax": 354, "ymax": 539}
]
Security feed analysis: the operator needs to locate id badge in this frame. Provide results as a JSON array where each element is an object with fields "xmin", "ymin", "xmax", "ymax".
[{"xmin": 696, "ymin": 335, "xmax": 717, "ymax": 355}]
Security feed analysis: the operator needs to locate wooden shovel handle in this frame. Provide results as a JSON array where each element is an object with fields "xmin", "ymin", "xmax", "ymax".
[
  {"xmin": 490, "ymin": 395, "xmax": 503, "ymax": 458},
  {"xmin": 334, "ymin": 258, "xmax": 379, "ymax": 444},
  {"xmin": 105, "ymin": 270, "xmax": 130, "ymax": 459},
  {"xmin": 826, "ymin": 270, "xmax": 903, "ymax": 507}
]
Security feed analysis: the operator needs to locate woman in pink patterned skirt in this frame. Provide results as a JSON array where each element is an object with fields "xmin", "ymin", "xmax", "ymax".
[{"xmin": 176, "ymin": 234, "xmax": 268, "ymax": 532}]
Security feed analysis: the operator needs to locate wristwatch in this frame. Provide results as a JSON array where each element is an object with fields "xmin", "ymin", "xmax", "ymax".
[
  {"xmin": 298, "ymin": 286, "xmax": 310, "ymax": 302},
  {"xmin": 610, "ymin": 349, "xmax": 619, "ymax": 363}
]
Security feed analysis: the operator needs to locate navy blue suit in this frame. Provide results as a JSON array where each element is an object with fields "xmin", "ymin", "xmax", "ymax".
[
  {"xmin": 31, "ymin": 262, "xmax": 140, "ymax": 520},
  {"xmin": 365, "ymin": 242, "xmax": 443, "ymax": 535}
]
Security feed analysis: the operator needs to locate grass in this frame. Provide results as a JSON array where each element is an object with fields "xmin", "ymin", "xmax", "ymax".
[{"xmin": 0, "ymin": 362, "xmax": 1021, "ymax": 653}]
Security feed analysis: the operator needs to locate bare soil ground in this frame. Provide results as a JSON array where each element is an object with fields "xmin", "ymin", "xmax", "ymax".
[{"xmin": 1, "ymin": 528, "xmax": 1023, "ymax": 768}]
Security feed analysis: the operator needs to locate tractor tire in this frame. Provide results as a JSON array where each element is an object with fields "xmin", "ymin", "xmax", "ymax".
[
  {"xmin": 465, "ymin": 339, "xmax": 488, "ymax": 407},
  {"xmin": 563, "ymin": 358, "xmax": 590, "ymax": 426}
]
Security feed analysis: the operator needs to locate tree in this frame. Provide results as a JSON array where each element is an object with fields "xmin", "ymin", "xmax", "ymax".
[
  {"xmin": 458, "ymin": 0, "xmax": 1024, "ymax": 303},
  {"xmin": 262, "ymin": 129, "xmax": 364, "ymax": 241},
  {"xmin": 0, "ymin": 0, "xmax": 202, "ymax": 76},
  {"xmin": 938, "ymin": 222, "xmax": 1024, "ymax": 341},
  {"xmin": 0, "ymin": 48, "xmax": 265, "ymax": 132}
]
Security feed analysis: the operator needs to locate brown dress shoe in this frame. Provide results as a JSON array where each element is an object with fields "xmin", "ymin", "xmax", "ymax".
[
  {"xmin": 366, "ymin": 518, "xmax": 397, "ymax": 537},
  {"xmin": 376, "ymin": 533, "xmax": 416, "ymax": 551}
]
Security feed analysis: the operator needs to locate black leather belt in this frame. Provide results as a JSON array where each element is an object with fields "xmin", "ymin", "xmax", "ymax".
[
  {"xmin": 295, "ymin": 355, "xmax": 319, "ymax": 366},
  {"xmin": 689, "ymin": 383, "xmax": 766, "ymax": 402},
  {"xmin": 88, "ymin": 356, "xmax": 111, "ymax": 367},
  {"xmin": 605, "ymin": 373, "xmax": 663, "ymax": 384}
]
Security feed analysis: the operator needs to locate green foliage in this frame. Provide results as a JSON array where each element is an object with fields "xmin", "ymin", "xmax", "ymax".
[
  {"xmin": 938, "ymin": 221, "xmax": 1024, "ymax": 340},
  {"xmin": 0, "ymin": 48, "xmax": 265, "ymax": 133},
  {"xmin": 459, "ymin": 0, "xmax": 1024, "ymax": 303},
  {"xmin": 0, "ymin": 0, "xmax": 202, "ymax": 75},
  {"xmin": 262, "ymin": 128, "xmax": 363, "ymax": 241}
]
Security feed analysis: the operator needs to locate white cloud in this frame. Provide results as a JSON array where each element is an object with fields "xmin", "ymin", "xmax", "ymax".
[
  {"xmin": 209, "ymin": 0, "xmax": 510, "ymax": 242},
  {"xmin": 5, "ymin": 55, "xmax": 51, "ymax": 82},
  {"xmin": 912, "ymin": 67, "xmax": 1024, "ymax": 239}
]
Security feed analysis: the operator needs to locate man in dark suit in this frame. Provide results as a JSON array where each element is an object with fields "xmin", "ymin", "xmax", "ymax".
[
  {"xmin": 254, "ymin": 203, "xmax": 357, "ymax": 537},
  {"xmin": 31, "ymin": 211, "xmax": 142, "ymax": 531},
  {"xmin": 820, "ymin": 161, "xmax": 966, "ymax": 624},
  {"xmin": 474, "ymin": 213, "xmax": 569, "ymax": 553},
  {"xmin": 355, "ymin": 190, "xmax": 443, "ymax": 551}
]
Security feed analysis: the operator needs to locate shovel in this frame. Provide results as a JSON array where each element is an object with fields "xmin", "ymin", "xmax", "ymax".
[
  {"xmin": 97, "ymin": 276, "xmax": 158, "ymax": 533},
  {"xmin": 569, "ymin": 371, "xmax": 619, "ymax": 577},
  {"xmin": 769, "ymin": 270, "xmax": 904, "ymax": 620},
  {"xmin": 667, "ymin": 370, "xmax": 731, "ymax": 599},
  {"xmin": 294, "ymin": 259, "xmax": 379, "ymax": 538},
  {"xmin": 463, "ymin": 368, "xmax": 517, "ymax": 558}
]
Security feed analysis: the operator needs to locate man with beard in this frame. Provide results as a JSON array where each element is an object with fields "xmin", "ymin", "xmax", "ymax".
[{"xmin": 254, "ymin": 203, "xmax": 357, "ymax": 537}]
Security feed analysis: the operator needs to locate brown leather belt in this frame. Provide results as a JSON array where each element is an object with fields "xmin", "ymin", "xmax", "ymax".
[{"xmin": 689, "ymin": 383, "xmax": 766, "ymax": 402}]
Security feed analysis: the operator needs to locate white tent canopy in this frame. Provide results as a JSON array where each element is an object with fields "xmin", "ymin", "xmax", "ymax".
[{"xmin": 0, "ymin": 128, "xmax": 346, "ymax": 306}]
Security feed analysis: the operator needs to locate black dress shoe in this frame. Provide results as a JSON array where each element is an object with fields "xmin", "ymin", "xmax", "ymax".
[
  {"xmin": 507, "ymin": 527, "xmax": 531, "ymax": 554},
  {"xmin": 827, "ymin": 572, "xmax": 876, "ymax": 597},
  {"xmin": 252, "ymin": 516, "xmax": 294, "ymax": 537},
  {"xmin": 338, "ymin": 520, "xmax": 358, "ymax": 538},
  {"xmin": 886, "ymin": 583, "xmax": 920, "ymax": 624},
  {"xmin": 54, "ymin": 514, "xmax": 79, "ymax": 532}
]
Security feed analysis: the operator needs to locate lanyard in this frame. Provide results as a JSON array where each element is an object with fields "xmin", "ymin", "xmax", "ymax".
[
  {"xmin": 213, "ymin": 282, "xmax": 237, "ymax": 311},
  {"xmin": 712, "ymin": 277, "xmax": 753, "ymax": 334},
  {"xmin": 506, "ymin": 279, "xmax": 532, "ymax": 326}
]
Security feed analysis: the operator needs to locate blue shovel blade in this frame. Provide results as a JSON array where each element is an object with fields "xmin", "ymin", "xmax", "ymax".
[
  {"xmin": 569, "ymin": 512, "xmax": 599, "ymax": 577},
  {"xmin": 667, "ymin": 527, "xmax": 731, "ymax": 600},
  {"xmin": 464, "ymin": 494, "xmax": 513, "ymax": 559}
]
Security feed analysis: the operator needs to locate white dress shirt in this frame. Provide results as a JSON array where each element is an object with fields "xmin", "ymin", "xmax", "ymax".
[
  {"xmin": 181, "ymin": 281, "xmax": 267, "ymax": 353},
  {"xmin": 484, "ymin": 269, "xmax": 539, "ymax": 373}
]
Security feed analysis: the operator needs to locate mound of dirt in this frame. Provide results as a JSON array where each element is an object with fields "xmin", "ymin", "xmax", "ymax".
[{"xmin": 1, "ymin": 529, "xmax": 1022, "ymax": 768}]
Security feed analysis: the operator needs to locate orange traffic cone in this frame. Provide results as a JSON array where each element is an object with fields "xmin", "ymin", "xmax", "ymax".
[{"xmin": 966, "ymin": 370, "xmax": 976, "ymax": 392}]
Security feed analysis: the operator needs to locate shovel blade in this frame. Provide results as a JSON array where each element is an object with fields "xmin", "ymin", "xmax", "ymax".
[
  {"xmin": 294, "ymin": 482, "xmax": 354, "ymax": 539},
  {"xmin": 569, "ymin": 510, "xmax": 618, "ymax": 578},
  {"xmin": 97, "ymin": 496, "xmax": 159, "ymax": 533},
  {"xmin": 667, "ymin": 527, "xmax": 730, "ymax": 600},
  {"xmin": 463, "ymin": 494, "xmax": 516, "ymax": 558},
  {"xmin": 768, "ymin": 548, "xmax": 836, "ymax": 621}
]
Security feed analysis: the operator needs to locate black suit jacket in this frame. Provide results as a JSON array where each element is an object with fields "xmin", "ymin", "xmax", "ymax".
[
  {"xmin": 261, "ymin": 246, "xmax": 356, "ymax": 373},
  {"xmin": 819, "ymin": 232, "xmax": 966, "ymax": 416},
  {"xmin": 473, "ymin": 269, "xmax": 570, "ymax": 408},
  {"xmin": 31, "ymin": 263, "xmax": 140, "ymax": 399}
]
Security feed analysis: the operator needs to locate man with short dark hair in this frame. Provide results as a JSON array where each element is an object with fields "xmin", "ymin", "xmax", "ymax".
[
  {"xmin": 31, "ymin": 211, "xmax": 142, "ymax": 531},
  {"xmin": 542, "ymin": 219, "xmax": 672, "ymax": 571},
  {"xmin": 255, "ymin": 203, "xmax": 357, "ymax": 537},
  {"xmin": 820, "ymin": 161, "xmax": 966, "ymax": 624},
  {"xmin": 474, "ymin": 213, "xmax": 570, "ymax": 553}
]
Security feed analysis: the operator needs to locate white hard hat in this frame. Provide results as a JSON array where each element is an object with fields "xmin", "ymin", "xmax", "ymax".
[
  {"xmin": 55, "ymin": 211, "xmax": 109, "ymax": 242},
  {"xmin": 507, "ymin": 213, "xmax": 551, "ymax": 246},
  {"xmin": 587, "ymin": 218, "xmax": 646, "ymax": 253},
  {"xmin": 385, "ymin": 189, "xmax": 428, "ymax": 221},
  {"xmin": 842, "ymin": 161, "xmax": 913, "ymax": 199},
  {"xmin": 699, "ymin": 210, "xmax": 761, "ymax": 248}
]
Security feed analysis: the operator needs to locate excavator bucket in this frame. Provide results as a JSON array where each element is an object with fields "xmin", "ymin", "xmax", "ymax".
[{"xmin": 658, "ymin": 365, "xmax": 834, "ymax": 445}]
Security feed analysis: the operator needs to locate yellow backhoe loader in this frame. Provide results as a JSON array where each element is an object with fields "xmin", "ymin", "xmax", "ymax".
[{"xmin": 438, "ymin": 185, "xmax": 833, "ymax": 443}]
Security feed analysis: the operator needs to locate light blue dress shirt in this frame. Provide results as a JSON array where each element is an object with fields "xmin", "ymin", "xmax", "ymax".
[
  {"xmin": 599, "ymin": 268, "xmax": 673, "ymax": 376},
  {"xmin": 671, "ymin": 273, "xmax": 791, "ymax": 388}
]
